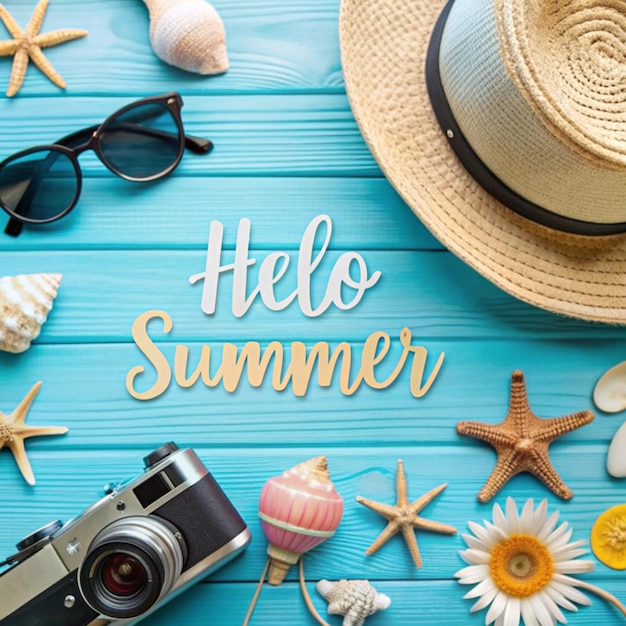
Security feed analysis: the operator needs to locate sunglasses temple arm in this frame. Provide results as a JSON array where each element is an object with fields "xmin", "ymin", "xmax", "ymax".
[
  {"xmin": 184, "ymin": 134, "xmax": 213, "ymax": 154},
  {"xmin": 4, "ymin": 217, "xmax": 24, "ymax": 237}
]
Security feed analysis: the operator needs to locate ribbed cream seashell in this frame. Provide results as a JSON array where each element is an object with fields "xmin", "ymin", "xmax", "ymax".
[
  {"xmin": 0, "ymin": 274, "xmax": 62, "ymax": 354},
  {"xmin": 142, "ymin": 0, "xmax": 229, "ymax": 75},
  {"xmin": 316, "ymin": 579, "xmax": 391, "ymax": 626}
]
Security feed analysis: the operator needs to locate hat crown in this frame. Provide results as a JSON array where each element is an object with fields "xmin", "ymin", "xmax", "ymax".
[
  {"xmin": 438, "ymin": 0, "xmax": 626, "ymax": 225},
  {"xmin": 498, "ymin": 0, "xmax": 626, "ymax": 169}
]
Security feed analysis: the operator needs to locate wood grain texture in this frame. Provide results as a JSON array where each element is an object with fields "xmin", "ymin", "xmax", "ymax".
[
  {"xmin": 0, "ymin": 0, "xmax": 343, "ymax": 95},
  {"xmin": 0, "ymin": 448, "xmax": 618, "ymax": 582},
  {"xmin": 0, "ymin": 0, "xmax": 625, "ymax": 624}
]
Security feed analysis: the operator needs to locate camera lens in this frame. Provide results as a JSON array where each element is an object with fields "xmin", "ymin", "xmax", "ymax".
[
  {"xmin": 101, "ymin": 553, "xmax": 148, "ymax": 596},
  {"xmin": 79, "ymin": 517, "xmax": 186, "ymax": 619}
]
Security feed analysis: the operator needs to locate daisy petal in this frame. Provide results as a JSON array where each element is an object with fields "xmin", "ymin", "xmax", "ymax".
[
  {"xmin": 463, "ymin": 532, "xmax": 489, "ymax": 552},
  {"xmin": 455, "ymin": 564, "xmax": 490, "ymax": 584},
  {"xmin": 538, "ymin": 590, "xmax": 567, "ymax": 624},
  {"xmin": 521, "ymin": 599, "xmax": 539, "ymax": 626},
  {"xmin": 528, "ymin": 593, "xmax": 554, "ymax": 626},
  {"xmin": 469, "ymin": 521, "xmax": 493, "ymax": 545},
  {"xmin": 471, "ymin": 585, "xmax": 499, "ymax": 613},
  {"xmin": 537, "ymin": 510, "xmax": 560, "ymax": 542},
  {"xmin": 520, "ymin": 499, "xmax": 535, "ymax": 534},
  {"xmin": 551, "ymin": 576, "xmax": 592, "ymax": 606},
  {"xmin": 545, "ymin": 584, "xmax": 578, "ymax": 612},
  {"xmin": 461, "ymin": 548, "xmax": 492, "ymax": 564},
  {"xmin": 464, "ymin": 577, "xmax": 496, "ymax": 600},
  {"xmin": 545, "ymin": 523, "xmax": 571, "ymax": 548},
  {"xmin": 503, "ymin": 596, "xmax": 521, "ymax": 626},
  {"xmin": 492, "ymin": 502, "xmax": 508, "ymax": 534},
  {"xmin": 485, "ymin": 591, "xmax": 508, "ymax": 624},
  {"xmin": 532, "ymin": 499, "xmax": 548, "ymax": 534},
  {"xmin": 555, "ymin": 559, "xmax": 595, "ymax": 574},
  {"xmin": 552, "ymin": 547, "xmax": 589, "ymax": 561},
  {"xmin": 506, "ymin": 497, "xmax": 520, "ymax": 534}
]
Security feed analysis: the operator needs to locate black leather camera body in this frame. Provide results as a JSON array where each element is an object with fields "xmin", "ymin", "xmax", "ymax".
[{"xmin": 0, "ymin": 443, "xmax": 251, "ymax": 625}]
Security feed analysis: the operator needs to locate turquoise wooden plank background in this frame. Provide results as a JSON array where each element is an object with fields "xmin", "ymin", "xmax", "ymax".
[{"xmin": 0, "ymin": 0, "xmax": 625, "ymax": 624}]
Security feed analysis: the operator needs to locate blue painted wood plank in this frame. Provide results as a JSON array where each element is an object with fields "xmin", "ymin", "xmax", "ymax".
[
  {"xmin": 146, "ymin": 578, "xmax": 626, "ymax": 626},
  {"xmin": 0, "ymin": 94, "xmax": 378, "ymax": 176},
  {"xmin": 0, "ymin": 178, "xmax": 438, "ymax": 252},
  {"xmin": 1, "ymin": 250, "xmax": 622, "ymax": 341},
  {"xmin": 0, "ymin": 447, "xmax": 620, "ymax": 584},
  {"xmin": 0, "ymin": 0, "xmax": 343, "ymax": 96},
  {"xmin": 0, "ymin": 341, "xmax": 619, "ymax": 445}
]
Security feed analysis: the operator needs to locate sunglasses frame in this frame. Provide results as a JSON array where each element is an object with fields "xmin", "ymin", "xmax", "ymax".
[{"xmin": 1, "ymin": 92, "xmax": 212, "ymax": 236}]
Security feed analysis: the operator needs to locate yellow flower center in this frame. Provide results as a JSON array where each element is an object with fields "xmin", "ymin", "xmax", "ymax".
[{"xmin": 489, "ymin": 534, "xmax": 554, "ymax": 597}]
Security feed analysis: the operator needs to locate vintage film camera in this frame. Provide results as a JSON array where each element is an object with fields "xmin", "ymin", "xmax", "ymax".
[{"xmin": 0, "ymin": 442, "xmax": 251, "ymax": 625}]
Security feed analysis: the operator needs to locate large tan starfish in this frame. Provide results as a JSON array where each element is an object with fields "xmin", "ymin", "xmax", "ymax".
[
  {"xmin": 356, "ymin": 460, "xmax": 457, "ymax": 568},
  {"xmin": 457, "ymin": 370, "xmax": 594, "ymax": 503},
  {"xmin": 0, "ymin": 381, "xmax": 68, "ymax": 485},
  {"xmin": 0, "ymin": 0, "xmax": 87, "ymax": 97}
]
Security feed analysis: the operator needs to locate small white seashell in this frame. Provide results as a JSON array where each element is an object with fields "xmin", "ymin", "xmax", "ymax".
[
  {"xmin": 607, "ymin": 421, "xmax": 626, "ymax": 478},
  {"xmin": 0, "ymin": 274, "xmax": 62, "ymax": 354},
  {"xmin": 593, "ymin": 361, "xmax": 626, "ymax": 414},
  {"xmin": 316, "ymin": 579, "xmax": 391, "ymax": 626},
  {"xmin": 142, "ymin": 0, "xmax": 229, "ymax": 75}
]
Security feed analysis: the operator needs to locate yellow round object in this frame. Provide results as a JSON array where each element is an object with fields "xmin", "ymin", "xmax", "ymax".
[{"xmin": 591, "ymin": 504, "xmax": 626, "ymax": 570}]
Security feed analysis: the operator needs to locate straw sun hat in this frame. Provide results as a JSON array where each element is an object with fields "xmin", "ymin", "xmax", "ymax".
[{"xmin": 339, "ymin": 0, "xmax": 626, "ymax": 324}]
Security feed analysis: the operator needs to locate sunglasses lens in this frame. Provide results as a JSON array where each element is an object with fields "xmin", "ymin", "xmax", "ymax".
[
  {"xmin": 0, "ymin": 148, "xmax": 77, "ymax": 222},
  {"xmin": 99, "ymin": 103, "xmax": 182, "ymax": 180}
]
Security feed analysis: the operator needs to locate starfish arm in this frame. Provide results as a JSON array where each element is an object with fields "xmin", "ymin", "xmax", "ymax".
[
  {"xmin": 16, "ymin": 425, "xmax": 68, "ymax": 439},
  {"xmin": 9, "ymin": 382, "xmax": 42, "ymax": 425},
  {"xmin": 395, "ymin": 460, "xmax": 409, "ymax": 507},
  {"xmin": 400, "ymin": 525, "xmax": 423, "ymax": 568},
  {"xmin": 528, "ymin": 448, "xmax": 573, "ymax": 500},
  {"xmin": 476, "ymin": 449, "xmax": 523, "ymax": 503},
  {"xmin": 534, "ymin": 410, "xmax": 595, "ymax": 442},
  {"xmin": 0, "ymin": 39, "xmax": 18, "ymax": 56},
  {"xmin": 408, "ymin": 482, "xmax": 448, "ymax": 515},
  {"xmin": 26, "ymin": 0, "xmax": 49, "ymax": 38},
  {"xmin": 355, "ymin": 496, "xmax": 397, "ymax": 521},
  {"xmin": 8, "ymin": 438, "xmax": 35, "ymax": 485},
  {"xmin": 503, "ymin": 370, "xmax": 533, "ymax": 433},
  {"xmin": 363, "ymin": 521, "xmax": 401, "ymax": 557},
  {"xmin": 457, "ymin": 420, "xmax": 517, "ymax": 447},
  {"xmin": 0, "ymin": 5, "xmax": 25, "ymax": 38},
  {"xmin": 29, "ymin": 46, "xmax": 65, "ymax": 88},
  {"xmin": 34, "ymin": 28, "xmax": 88, "ymax": 48},
  {"xmin": 412, "ymin": 516, "xmax": 458, "ymax": 535}
]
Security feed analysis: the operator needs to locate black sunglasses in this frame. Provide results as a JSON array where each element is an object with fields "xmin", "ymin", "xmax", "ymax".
[{"xmin": 0, "ymin": 92, "xmax": 213, "ymax": 237}]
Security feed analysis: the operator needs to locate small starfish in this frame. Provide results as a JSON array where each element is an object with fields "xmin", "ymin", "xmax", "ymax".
[
  {"xmin": 457, "ymin": 370, "xmax": 595, "ymax": 503},
  {"xmin": 356, "ymin": 460, "xmax": 457, "ymax": 568},
  {"xmin": 0, "ymin": 0, "xmax": 87, "ymax": 97},
  {"xmin": 0, "ymin": 381, "xmax": 68, "ymax": 485}
]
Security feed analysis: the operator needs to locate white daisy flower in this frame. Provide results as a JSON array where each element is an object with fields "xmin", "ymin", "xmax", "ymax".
[{"xmin": 455, "ymin": 497, "xmax": 594, "ymax": 626}]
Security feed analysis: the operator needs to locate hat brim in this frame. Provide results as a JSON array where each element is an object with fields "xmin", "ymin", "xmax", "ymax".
[{"xmin": 339, "ymin": 0, "xmax": 626, "ymax": 324}]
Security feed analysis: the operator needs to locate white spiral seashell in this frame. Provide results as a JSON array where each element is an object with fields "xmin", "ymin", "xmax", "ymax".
[
  {"xmin": 142, "ymin": 0, "xmax": 229, "ymax": 75},
  {"xmin": 0, "ymin": 274, "xmax": 62, "ymax": 354},
  {"xmin": 316, "ymin": 579, "xmax": 391, "ymax": 626}
]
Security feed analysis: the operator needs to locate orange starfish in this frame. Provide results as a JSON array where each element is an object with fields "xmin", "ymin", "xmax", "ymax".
[
  {"xmin": 457, "ymin": 370, "xmax": 594, "ymax": 502},
  {"xmin": 0, "ymin": 381, "xmax": 68, "ymax": 485},
  {"xmin": 356, "ymin": 460, "xmax": 457, "ymax": 568},
  {"xmin": 0, "ymin": 0, "xmax": 88, "ymax": 97}
]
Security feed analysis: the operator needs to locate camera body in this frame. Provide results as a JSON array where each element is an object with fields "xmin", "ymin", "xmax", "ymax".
[{"xmin": 0, "ymin": 443, "xmax": 251, "ymax": 625}]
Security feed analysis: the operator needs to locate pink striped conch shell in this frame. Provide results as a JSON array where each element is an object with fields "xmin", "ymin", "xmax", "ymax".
[
  {"xmin": 142, "ymin": 0, "xmax": 229, "ymax": 75},
  {"xmin": 258, "ymin": 456, "xmax": 344, "ymax": 585},
  {"xmin": 0, "ymin": 274, "xmax": 62, "ymax": 354}
]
